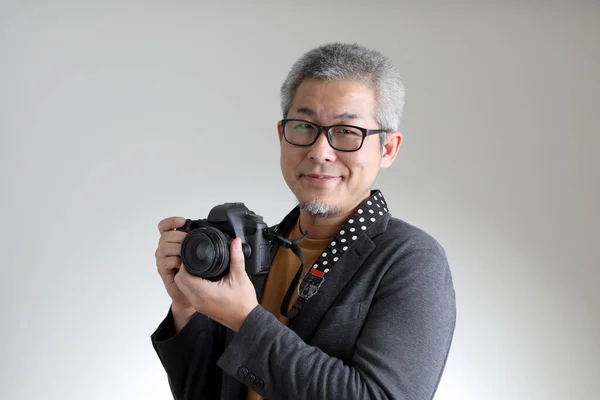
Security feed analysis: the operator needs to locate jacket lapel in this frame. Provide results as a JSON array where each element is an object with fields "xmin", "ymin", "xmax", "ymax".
[
  {"xmin": 289, "ymin": 213, "xmax": 390, "ymax": 341},
  {"xmin": 257, "ymin": 190, "xmax": 392, "ymax": 341}
]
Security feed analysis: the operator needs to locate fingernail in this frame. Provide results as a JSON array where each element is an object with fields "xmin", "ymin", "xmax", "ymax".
[{"xmin": 235, "ymin": 239, "xmax": 242, "ymax": 252}]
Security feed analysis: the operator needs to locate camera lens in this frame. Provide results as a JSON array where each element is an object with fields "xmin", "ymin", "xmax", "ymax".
[
  {"xmin": 195, "ymin": 240, "xmax": 214, "ymax": 262},
  {"xmin": 180, "ymin": 227, "xmax": 230, "ymax": 280}
]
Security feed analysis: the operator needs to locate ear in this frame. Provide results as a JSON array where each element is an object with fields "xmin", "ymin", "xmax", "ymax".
[
  {"xmin": 277, "ymin": 121, "xmax": 283, "ymax": 142},
  {"xmin": 380, "ymin": 131, "xmax": 403, "ymax": 169}
]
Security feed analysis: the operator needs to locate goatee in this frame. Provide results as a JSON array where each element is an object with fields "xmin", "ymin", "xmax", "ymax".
[{"xmin": 299, "ymin": 199, "xmax": 342, "ymax": 219}]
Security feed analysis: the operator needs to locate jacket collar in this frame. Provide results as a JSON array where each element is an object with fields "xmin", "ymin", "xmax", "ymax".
[
  {"xmin": 259, "ymin": 189, "xmax": 392, "ymax": 340},
  {"xmin": 272, "ymin": 189, "xmax": 389, "ymax": 243}
]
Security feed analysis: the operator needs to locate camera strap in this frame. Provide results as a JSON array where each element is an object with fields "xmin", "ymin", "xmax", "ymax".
[
  {"xmin": 275, "ymin": 190, "xmax": 390, "ymax": 320},
  {"xmin": 271, "ymin": 234, "xmax": 308, "ymax": 319}
]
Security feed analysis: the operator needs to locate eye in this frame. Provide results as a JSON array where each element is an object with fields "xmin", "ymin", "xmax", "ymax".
[
  {"xmin": 292, "ymin": 123, "xmax": 315, "ymax": 130},
  {"xmin": 332, "ymin": 127, "xmax": 362, "ymax": 136}
]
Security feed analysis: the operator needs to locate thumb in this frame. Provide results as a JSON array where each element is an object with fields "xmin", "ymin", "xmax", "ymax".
[{"xmin": 229, "ymin": 238, "xmax": 247, "ymax": 279}]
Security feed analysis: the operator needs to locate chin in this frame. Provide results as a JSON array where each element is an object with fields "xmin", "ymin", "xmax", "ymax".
[{"xmin": 299, "ymin": 197, "xmax": 343, "ymax": 219}]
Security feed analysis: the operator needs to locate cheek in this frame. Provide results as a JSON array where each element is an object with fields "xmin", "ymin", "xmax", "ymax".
[
  {"xmin": 341, "ymin": 156, "xmax": 366, "ymax": 178},
  {"xmin": 280, "ymin": 146, "xmax": 301, "ymax": 176},
  {"xmin": 343, "ymin": 154, "xmax": 378, "ymax": 183}
]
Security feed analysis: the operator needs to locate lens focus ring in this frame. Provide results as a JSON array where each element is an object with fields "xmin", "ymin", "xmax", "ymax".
[{"xmin": 180, "ymin": 227, "xmax": 230, "ymax": 279}]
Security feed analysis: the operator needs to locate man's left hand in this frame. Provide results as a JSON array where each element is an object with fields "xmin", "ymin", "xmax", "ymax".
[{"xmin": 174, "ymin": 237, "xmax": 259, "ymax": 332}]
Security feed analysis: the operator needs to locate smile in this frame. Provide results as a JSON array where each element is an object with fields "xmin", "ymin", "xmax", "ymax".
[{"xmin": 301, "ymin": 174, "xmax": 341, "ymax": 187}]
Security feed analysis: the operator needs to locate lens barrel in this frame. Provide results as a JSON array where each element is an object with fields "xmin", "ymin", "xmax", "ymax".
[{"xmin": 180, "ymin": 227, "xmax": 231, "ymax": 280}]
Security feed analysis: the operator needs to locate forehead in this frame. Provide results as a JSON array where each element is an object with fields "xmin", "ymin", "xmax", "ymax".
[{"xmin": 289, "ymin": 78, "xmax": 377, "ymax": 124}]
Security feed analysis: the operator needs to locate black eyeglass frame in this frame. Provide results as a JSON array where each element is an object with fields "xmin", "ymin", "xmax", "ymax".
[{"xmin": 280, "ymin": 118, "xmax": 387, "ymax": 152}]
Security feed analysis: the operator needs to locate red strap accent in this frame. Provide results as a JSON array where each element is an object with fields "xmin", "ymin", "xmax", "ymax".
[{"xmin": 310, "ymin": 268, "xmax": 325, "ymax": 278}]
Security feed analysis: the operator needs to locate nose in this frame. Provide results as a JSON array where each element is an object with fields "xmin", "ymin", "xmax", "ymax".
[{"xmin": 307, "ymin": 129, "xmax": 336, "ymax": 163}]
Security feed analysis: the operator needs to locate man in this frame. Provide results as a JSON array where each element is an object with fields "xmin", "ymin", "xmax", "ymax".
[{"xmin": 151, "ymin": 43, "xmax": 456, "ymax": 400}]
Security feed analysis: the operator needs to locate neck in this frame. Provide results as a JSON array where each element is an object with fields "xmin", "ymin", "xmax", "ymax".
[
  {"xmin": 298, "ymin": 208, "xmax": 353, "ymax": 239},
  {"xmin": 298, "ymin": 191, "xmax": 372, "ymax": 239}
]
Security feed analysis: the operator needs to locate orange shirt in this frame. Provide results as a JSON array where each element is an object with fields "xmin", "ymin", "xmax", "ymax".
[{"xmin": 246, "ymin": 218, "xmax": 332, "ymax": 400}]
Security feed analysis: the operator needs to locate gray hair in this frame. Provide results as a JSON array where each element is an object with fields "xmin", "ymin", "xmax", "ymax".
[{"xmin": 280, "ymin": 43, "xmax": 406, "ymax": 148}]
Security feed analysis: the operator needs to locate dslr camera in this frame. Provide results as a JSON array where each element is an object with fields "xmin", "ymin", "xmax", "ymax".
[{"xmin": 176, "ymin": 203, "xmax": 272, "ymax": 280}]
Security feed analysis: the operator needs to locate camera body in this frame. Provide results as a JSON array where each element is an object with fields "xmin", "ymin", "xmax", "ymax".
[{"xmin": 177, "ymin": 203, "xmax": 271, "ymax": 280}]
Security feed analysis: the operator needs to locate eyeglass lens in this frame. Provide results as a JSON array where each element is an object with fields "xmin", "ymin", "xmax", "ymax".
[{"xmin": 284, "ymin": 120, "xmax": 363, "ymax": 151}]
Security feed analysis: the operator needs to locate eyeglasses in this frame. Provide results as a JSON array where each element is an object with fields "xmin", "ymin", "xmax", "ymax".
[{"xmin": 280, "ymin": 119, "xmax": 387, "ymax": 152}]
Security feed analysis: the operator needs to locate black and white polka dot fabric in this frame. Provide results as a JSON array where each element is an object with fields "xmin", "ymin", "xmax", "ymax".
[{"xmin": 298, "ymin": 190, "xmax": 389, "ymax": 298}]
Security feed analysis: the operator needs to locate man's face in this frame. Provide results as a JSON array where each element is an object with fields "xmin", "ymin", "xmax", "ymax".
[{"xmin": 278, "ymin": 78, "xmax": 390, "ymax": 217}]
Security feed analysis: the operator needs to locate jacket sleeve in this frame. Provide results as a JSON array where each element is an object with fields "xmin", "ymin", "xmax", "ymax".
[
  {"xmin": 151, "ymin": 306, "xmax": 225, "ymax": 400},
  {"xmin": 216, "ymin": 250, "xmax": 456, "ymax": 400}
]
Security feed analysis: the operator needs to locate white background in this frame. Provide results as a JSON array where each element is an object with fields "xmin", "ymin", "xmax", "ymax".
[{"xmin": 1, "ymin": 1, "xmax": 598, "ymax": 399}]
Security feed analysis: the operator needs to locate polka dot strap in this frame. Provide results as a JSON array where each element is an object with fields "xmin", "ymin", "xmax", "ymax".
[{"xmin": 283, "ymin": 190, "xmax": 390, "ymax": 319}]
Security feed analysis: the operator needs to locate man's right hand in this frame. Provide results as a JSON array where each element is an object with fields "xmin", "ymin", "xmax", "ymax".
[{"xmin": 155, "ymin": 216, "xmax": 196, "ymax": 331}]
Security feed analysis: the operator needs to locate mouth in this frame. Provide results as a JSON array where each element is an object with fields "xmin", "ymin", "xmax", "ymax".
[
  {"xmin": 305, "ymin": 174, "xmax": 337, "ymax": 179},
  {"xmin": 300, "ymin": 174, "xmax": 341, "ymax": 187}
]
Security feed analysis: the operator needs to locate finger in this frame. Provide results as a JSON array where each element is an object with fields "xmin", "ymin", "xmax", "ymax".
[
  {"xmin": 229, "ymin": 238, "xmax": 246, "ymax": 280},
  {"xmin": 155, "ymin": 243, "xmax": 183, "ymax": 259},
  {"xmin": 173, "ymin": 266, "xmax": 184, "ymax": 290},
  {"xmin": 157, "ymin": 256, "xmax": 182, "ymax": 276},
  {"xmin": 174, "ymin": 266, "xmax": 213, "ymax": 312},
  {"xmin": 174, "ymin": 265, "xmax": 192, "ymax": 294},
  {"xmin": 158, "ymin": 217, "xmax": 186, "ymax": 234},
  {"xmin": 159, "ymin": 230, "xmax": 187, "ymax": 244}
]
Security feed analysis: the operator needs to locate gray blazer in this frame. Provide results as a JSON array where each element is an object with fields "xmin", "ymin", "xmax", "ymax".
[{"xmin": 151, "ymin": 196, "xmax": 456, "ymax": 400}]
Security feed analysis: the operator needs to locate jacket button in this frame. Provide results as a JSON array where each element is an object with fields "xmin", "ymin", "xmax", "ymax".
[
  {"xmin": 237, "ymin": 367, "xmax": 248, "ymax": 378},
  {"xmin": 246, "ymin": 373, "xmax": 256, "ymax": 384},
  {"xmin": 253, "ymin": 379, "xmax": 265, "ymax": 389}
]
